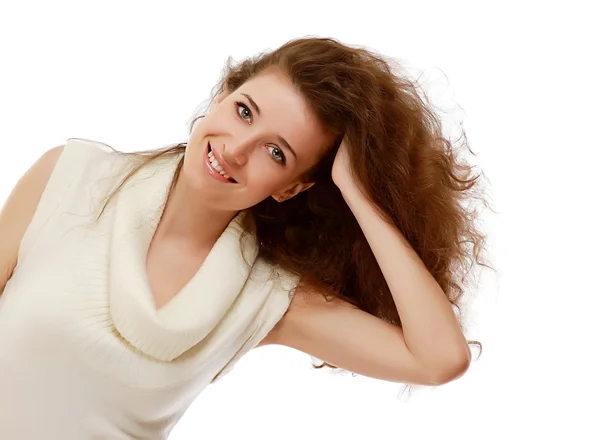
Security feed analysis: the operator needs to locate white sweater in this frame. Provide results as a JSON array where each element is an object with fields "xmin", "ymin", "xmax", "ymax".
[{"xmin": 0, "ymin": 138, "xmax": 298, "ymax": 439}]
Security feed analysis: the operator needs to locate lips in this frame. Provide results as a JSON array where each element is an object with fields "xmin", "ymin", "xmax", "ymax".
[{"xmin": 206, "ymin": 142, "xmax": 237, "ymax": 183}]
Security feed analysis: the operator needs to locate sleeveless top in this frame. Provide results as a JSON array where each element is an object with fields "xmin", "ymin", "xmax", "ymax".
[{"xmin": 0, "ymin": 138, "xmax": 299, "ymax": 439}]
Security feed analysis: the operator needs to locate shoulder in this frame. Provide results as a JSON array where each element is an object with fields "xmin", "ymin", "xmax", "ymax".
[
  {"xmin": 0, "ymin": 145, "xmax": 65, "ymax": 293},
  {"xmin": 29, "ymin": 145, "xmax": 66, "ymax": 179}
]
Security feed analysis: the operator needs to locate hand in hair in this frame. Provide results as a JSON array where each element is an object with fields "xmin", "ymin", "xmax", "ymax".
[{"xmin": 331, "ymin": 136, "xmax": 355, "ymax": 190}]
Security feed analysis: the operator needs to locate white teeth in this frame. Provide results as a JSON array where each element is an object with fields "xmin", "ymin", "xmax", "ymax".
[{"xmin": 208, "ymin": 149, "xmax": 233, "ymax": 181}]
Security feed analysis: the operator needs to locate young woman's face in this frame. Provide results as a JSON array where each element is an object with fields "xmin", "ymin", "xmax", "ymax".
[{"xmin": 182, "ymin": 68, "xmax": 331, "ymax": 211}]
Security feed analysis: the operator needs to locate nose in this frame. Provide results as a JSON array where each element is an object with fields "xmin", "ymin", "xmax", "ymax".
[
  {"xmin": 221, "ymin": 146, "xmax": 246, "ymax": 169},
  {"xmin": 222, "ymin": 137, "xmax": 254, "ymax": 167}
]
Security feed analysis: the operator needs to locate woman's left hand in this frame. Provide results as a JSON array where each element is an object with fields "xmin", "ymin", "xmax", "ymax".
[{"xmin": 331, "ymin": 136, "xmax": 353, "ymax": 189}]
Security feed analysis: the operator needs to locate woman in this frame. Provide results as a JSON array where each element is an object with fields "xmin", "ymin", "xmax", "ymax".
[{"xmin": 0, "ymin": 37, "xmax": 491, "ymax": 438}]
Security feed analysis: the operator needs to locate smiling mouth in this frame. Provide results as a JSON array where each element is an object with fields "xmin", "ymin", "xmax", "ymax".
[{"xmin": 207, "ymin": 143, "xmax": 237, "ymax": 183}]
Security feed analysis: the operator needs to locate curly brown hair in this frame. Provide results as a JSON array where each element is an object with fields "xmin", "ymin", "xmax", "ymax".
[{"xmin": 97, "ymin": 37, "xmax": 493, "ymax": 374}]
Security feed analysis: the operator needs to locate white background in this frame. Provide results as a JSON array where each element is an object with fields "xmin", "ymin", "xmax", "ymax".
[{"xmin": 1, "ymin": 1, "xmax": 598, "ymax": 439}]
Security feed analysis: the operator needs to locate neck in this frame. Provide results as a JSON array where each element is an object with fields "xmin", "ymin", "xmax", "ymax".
[{"xmin": 153, "ymin": 172, "xmax": 238, "ymax": 252}]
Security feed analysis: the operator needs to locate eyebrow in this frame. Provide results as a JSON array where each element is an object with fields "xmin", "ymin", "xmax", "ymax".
[{"xmin": 241, "ymin": 93, "xmax": 298, "ymax": 160}]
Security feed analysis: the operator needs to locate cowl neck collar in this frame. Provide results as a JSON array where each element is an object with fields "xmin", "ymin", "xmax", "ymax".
[{"xmin": 107, "ymin": 154, "xmax": 258, "ymax": 362}]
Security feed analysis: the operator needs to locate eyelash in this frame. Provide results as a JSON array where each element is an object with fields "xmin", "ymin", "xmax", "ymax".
[{"xmin": 234, "ymin": 101, "xmax": 287, "ymax": 166}]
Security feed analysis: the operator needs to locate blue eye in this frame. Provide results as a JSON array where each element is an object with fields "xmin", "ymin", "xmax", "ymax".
[
  {"xmin": 267, "ymin": 145, "xmax": 286, "ymax": 165},
  {"xmin": 236, "ymin": 102, "xmax": 252, "ymax": 122}
]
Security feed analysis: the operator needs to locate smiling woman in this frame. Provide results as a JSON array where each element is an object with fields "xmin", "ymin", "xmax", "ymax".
[
  {"xmin": 178, "ymin": 67, "xmax": 327, "ymax": 214},
  {"xmin": 0, "ymin": 36, "xmax": 492, "ymax": 439}
]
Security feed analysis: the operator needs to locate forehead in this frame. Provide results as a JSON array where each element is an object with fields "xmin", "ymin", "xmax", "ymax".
[{"xmin": 235, "ymin": 70, "xmax": 330, "ymax": 163}]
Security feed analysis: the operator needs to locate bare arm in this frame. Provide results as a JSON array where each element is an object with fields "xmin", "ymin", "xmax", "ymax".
[
  {"xmin": 258, "ymin": 141, "xmax": 470, "ymax": 386},
  {"xmin": 261, "ymin": 242, "xmax": 470, "ymax": 385},
  {"xmin": 260, "ymin": 184, "xmax": 470, "ymax": 385},
  {"xmin": 338, "ymin": 181, "xmax": 471, "ymax": 376},
  {"xmin": 0, "ymin": 145, "xmax": 64, "ymax": 296}
]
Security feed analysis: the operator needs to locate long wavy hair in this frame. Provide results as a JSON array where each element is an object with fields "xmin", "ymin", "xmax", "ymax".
[{"xmin": 97, "ymin": 37, "xmax": 493, "ymax": 377}]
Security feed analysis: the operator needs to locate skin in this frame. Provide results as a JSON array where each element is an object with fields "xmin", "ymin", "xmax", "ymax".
[{"xmin": 152, "ymin": 68, "xmax": 331, "ymax": 252}]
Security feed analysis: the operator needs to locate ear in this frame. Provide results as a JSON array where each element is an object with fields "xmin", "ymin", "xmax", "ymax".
[{"xmin": 271, "ymin": 181, "xmax": 315, "ymax": 202}]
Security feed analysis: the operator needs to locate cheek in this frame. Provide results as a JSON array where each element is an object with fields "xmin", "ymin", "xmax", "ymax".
[
  {"xmin": 192, "ymin": 110, "xmax": 224, "ymax": 134},
  {"xmin": 246, "ymin": 162, "xmax": 286, "ymax": 193},
  {"xmin": 189, "ymin": 121, "xmax": 206, "ymax": 146},
  {"xmin": 211, "ymin": 105, "xmax": 236, "ymax": 127},
  {"xmin": 250, "ymin": 172, "xmax": 279, "ymax": 192}
]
